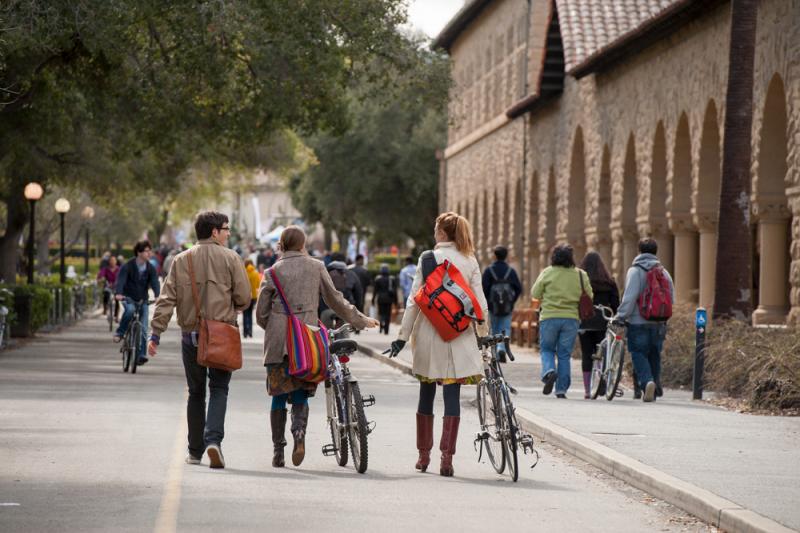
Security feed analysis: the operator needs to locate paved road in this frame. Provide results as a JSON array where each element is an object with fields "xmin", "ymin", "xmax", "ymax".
[
  {"xmin": 0, "ymin": 317, "xmax": 711, "ymax": 532},
  {"xmin": 359, "ymin": 327, "xmax": 800, "ymax": 531}
]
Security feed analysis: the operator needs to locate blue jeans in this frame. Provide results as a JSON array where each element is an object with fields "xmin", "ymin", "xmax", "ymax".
[
  {"xmin": 490, "ymin": 313, "xmax": 512, "ymax": 337},
  {"xmin": 116, "ymin": 300, "xmax": 148, "ymax": 358},
  {"xmin": 539, "ymin": 318, "xmax": 579, "ymax": 394},
  {"xmin": 626, "ymin": 323, "xmax": 667, "ymax": 389}
]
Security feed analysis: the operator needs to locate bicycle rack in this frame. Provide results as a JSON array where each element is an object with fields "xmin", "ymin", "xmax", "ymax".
[
  {"xmin": 361, "ymin": 395, "xmax": 375, "ymax": 407},
  {"xmin": 321, "ymin": 444, "xmax": 338, "ymax": 457}
]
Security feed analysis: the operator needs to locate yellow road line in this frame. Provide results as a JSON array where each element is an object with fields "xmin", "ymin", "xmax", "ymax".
[{"xmin": 153, "ymin": 409, "xmax": 186, "ymax": 533}]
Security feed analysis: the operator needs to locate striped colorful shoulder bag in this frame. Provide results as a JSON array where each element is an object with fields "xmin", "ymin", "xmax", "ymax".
[{"xmin": 268, "ymin": 267, "xmax": 329, "ymax": 383}]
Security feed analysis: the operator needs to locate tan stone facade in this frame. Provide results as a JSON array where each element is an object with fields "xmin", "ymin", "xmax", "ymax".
[{"xmin": 438, "ymin": 0, "xmax": 800, "ymax": 326}]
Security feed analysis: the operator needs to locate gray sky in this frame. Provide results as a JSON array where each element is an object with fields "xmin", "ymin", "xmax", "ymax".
[{"xmin": 407, "ymin": 0, "xmax": 464, "ymax": 39}]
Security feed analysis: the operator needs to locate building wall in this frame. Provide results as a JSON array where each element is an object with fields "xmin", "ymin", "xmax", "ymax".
[{"xmin": 442, "ymin": 0, "xmax": 800, "ymax": 325}]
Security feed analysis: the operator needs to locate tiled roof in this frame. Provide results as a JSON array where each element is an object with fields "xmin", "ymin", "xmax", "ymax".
[{"xmin": 555, "ymin": 0, "xmax": 689, "ymax": 73}]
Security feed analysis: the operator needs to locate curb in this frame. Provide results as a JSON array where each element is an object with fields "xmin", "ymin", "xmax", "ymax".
[{"xmin": 357, "ymin": 343, "xmax": 796, "ymax": 533}]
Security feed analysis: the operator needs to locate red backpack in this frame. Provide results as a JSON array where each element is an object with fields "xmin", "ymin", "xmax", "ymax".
[
  {"xmin": 414, "ymin": 251, "xmax": 484, "ymax": 341},
  {"xmin": 637, "ymin": 265, "xmax": 672, "ymax": 321}
]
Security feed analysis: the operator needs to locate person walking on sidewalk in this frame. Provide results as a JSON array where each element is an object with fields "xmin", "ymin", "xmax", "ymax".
[
  {"xmin": 387, "ymin": 212, "xmax": 489, "ymax": 477},
  {"xmin": 399, "ymin": 256, "xmax": 416, "ymax": 308},
  {"xmin": 349, "ymin": 254, "xmax": 372, "ymax": 313},
  {"xmin": 482, "ymin": 245, "xmax": 522, "ymax": 362},
  {"xmin": 242, "ymin": 259, "xmax": 260, "ymax": 338},
  {"xmin": 372, "ymin": 265, "xmax": 397, "ymax": 335},
  {"xmin": 114, "ymin": 240, "xmax": 161, "ymax": 366},
  {"xmin": 531, "ymin": 244, "xmax": 592, "ymax": 399},
  {"xmin": 616, "ymin": 238, "xmax": 674, "ymax": 403},
  {"xmin": 256, "ymin": 226, "xmax": 378, "ymax": 468},
  {"xmin": 577, "ymin": 252, "xmax": 619, "ymax": 399},
  {"xmin": 147, "ymin": 211, "xmax": 251, "ymax": 468}
]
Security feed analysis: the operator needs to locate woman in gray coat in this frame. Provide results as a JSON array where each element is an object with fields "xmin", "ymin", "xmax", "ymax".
[{"xmin": 256, "ymin": 226, "xmax": 378, "ymax": 468}]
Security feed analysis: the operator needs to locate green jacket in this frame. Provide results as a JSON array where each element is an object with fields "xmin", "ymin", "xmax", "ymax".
[{"xmin": 531, "ymin": 266, "xmax": 593, "ymax": 321}]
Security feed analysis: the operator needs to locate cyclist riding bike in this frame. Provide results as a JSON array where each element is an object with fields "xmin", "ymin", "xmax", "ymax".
[{"xmin": 114, "ymin": 240, "xmax": 160, "ymax": 366}]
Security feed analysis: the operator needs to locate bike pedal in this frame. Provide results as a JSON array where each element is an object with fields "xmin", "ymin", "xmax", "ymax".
[
  {"xmin": 321, "ymin": 444, "xmax": 337, "ymax": 456},
  {"xmin": 367, "ymin": 421, "xmax": 376, "ymax": 434},
  {"xmin": 508, "ymin": 385, "xmax": 518, "ymax": 395},
  {"xmin": 362, "ymin": 395, "xmax": 376, "ymax": 407},
  {"xmin": 474, "ymin": 431, "xmax": 490, "ymax": 441},
  {"xmin": 615, "ymin": 389, "xmax": 624, "ymax": 397}
]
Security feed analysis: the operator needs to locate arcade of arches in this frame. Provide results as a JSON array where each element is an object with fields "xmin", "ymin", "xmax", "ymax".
[{"xmin": 440, "ymin": 0, "xmax": 800, "ymax": 326}]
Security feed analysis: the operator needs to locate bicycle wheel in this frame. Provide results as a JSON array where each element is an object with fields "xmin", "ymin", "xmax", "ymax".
[
  {"xmin": 328, "ymin": 382, "xmax": 348, "ymax": 467},
  {"xmin": 107, "ymin": 306, "xmax": 113, "ymax": 332},
  {"xmin": 604, "ymin": 340, "xmax": 625, "ymax": 401},
  {"xmin": 499, "ymin": 389, "xmax": 519, "ymax": 482},
  {"xmin": 346, "ymin": 381, "xmax": 369, "ymax": 474},
  {"xmin": 590, "ymin": 340, "xmax": 607, "ymax": 399},
  {"xmin": 122, "ymin": 341, "xmax": 131, "ymax": 372},
  {"xmin": 476, "ymin": 380, "xmax": 505, "ymax": 474},
  {"xmin": 130, "ymin": 322, "xmax": 141, "ymax": 374}
]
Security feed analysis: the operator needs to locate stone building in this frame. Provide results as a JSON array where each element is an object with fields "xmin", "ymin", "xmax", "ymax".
[{"xmin": 434, "ymin": 0, "xmax": 800, "ymax": 326}]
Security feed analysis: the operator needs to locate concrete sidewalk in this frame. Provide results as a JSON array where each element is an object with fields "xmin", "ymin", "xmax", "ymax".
[{"xmin": 356, "ymin": 328, "xmax": 800, "ymax": 532}]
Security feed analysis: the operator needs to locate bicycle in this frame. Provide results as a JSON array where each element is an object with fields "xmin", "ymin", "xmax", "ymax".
[
  {"xmin": 474, "ymin": 327, "xmax": 537, "ymax": 482},
  {"xmin": 0, "ymin": 287, "xmax": 12, "ymax": 350},
  {"xmin": 321, "ymin": 322, "xmax": 375, "ymax": 474},
  {"xmin": 589, "ymin": 305, "xmax": 626, "ymax": 401},
  {"xmin": 120, "ymin": 298, "xmax": 154, "ymax": 374}
]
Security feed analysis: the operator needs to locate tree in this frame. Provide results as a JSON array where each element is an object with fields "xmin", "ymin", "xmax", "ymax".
[
  {"xmin": 289, "ymin": 38, "xmax": 450, "ymax": 248},
  {"xmin": 0, "ymin": 0, "xmax": 415, "ymax": 282},
  {"xmin": 713, "ymin": 0, "xmax": 758, "ymax": 320}
]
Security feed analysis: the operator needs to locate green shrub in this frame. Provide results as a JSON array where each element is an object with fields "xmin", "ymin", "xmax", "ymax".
[
  {"xmin": 10, "ymin": 284, "xmax": 53, "ymax": 332},
  {"xmin": 372, "ymin": 254, "xmax": 403, "ymax": 266}
]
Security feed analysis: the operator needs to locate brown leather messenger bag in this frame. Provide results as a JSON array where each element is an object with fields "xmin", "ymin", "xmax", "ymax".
[{"xmin": 187, "ymin": 252, "xmax": 242, "ymax": 372}]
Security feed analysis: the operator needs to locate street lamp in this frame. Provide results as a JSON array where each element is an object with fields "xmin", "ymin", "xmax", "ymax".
[
  {"xmin": 23, "ymin": 182, "xmax": 44, "ymax": 284},
  {"xmin": 81, "ymin": 206, "xmax": 95, "ymax": 275},
  {"xmin": 54, "ymin": 198, "xmax": 71, "ymax": 284}
]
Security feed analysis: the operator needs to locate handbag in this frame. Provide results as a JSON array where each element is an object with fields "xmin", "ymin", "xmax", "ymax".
[
  {"xmin": 268, "ymin": 267, "xmax": 329, "ymax": 383},
  {"xmin": 187, "ymin": 253, "xmax": 243, "ymax": 372},
  {"xmin": 578, "ymin": 269, "xmax": 595, "ymax": 321}
]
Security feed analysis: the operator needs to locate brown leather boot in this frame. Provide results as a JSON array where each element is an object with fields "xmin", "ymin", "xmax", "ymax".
[
  {"xmin": 415, "ymin": 413, "xmax": 434, "ymax": 472},
  {"xmin": 291, "ymin": 403, "xmax": 309, "ymax": 466},
  {"xmin": 439, "ymin": 416, "xmax": 460, "ymax": 477},
  {"xmin": 270, "ymin": 409, "xmax": 287, "ymax": 468}
]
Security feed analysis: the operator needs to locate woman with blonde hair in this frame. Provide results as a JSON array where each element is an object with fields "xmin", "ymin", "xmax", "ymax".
[
  {"xmin": 256, "ymin": 225, "xmax": 378, "ymax": 468},
  {"xmin": 387, "ymin": 212, "xmax": 489, "ymax": 477}
]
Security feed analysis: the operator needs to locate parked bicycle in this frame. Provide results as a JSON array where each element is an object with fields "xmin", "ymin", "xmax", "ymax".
[
  {"xmin": 322, "ymin": 322, "xmax": 375, "ymax": 474},
  {"xmin": 589, "ymin": 305, "xmax": 627, "ymax": 400},
  {"xmin": 103, "ymin": 286, "xmax": 115, "ymax": 332},
  {"xmin": 474, "ymin": 327, "xmax": 537, "ymax": 482},
  {"xmin": 120, "ymin": 298, "xmax": 154, "ymax": 374},
  {"xmin": 0, "ymin": 287, "xmax": 12, "ymax": 350}
]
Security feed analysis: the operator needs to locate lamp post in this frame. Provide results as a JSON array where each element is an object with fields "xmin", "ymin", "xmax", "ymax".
[
  {"xmin": 81, "ymin": 206, "xmax": 95, "ymax": 275},
  {"xmin": 54, "ymin": 198, "xmax": 71, "ymax": 284},
  {"xmin": 23, "ymin": 182, "xmax": 44, "ymax": 284}
]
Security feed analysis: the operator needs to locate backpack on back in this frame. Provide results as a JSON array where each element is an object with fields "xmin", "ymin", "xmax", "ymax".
[
  {"xmin": 488, "ymin": 265, "xmax": 515, "ymax": 316},
  {"xmin": 637, "ymin": 265, "xmax": 672, "ymax": 321},
  {"xmin": 414, "ymin": 251, "xmax": 484, "ymax": 342}
]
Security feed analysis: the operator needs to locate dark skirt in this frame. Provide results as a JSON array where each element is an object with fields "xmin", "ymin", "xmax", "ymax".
[{"xmin": 266, "ymin": 359, "xmax": 318, "ymax": 399}]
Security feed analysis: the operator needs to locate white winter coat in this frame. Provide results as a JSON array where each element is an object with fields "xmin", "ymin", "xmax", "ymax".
[{"xmin": 398, "ymin": 242, "xmax": 490, "ymax": 380}]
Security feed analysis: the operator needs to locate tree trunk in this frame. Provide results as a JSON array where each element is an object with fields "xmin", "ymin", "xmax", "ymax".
[
  {"xmin": 713, "ymin": 0, "xmax": 758, "ymax": 320},
  {"xmin": 0, "ymin": 180, "xmax": 28, "ymax": 284}
]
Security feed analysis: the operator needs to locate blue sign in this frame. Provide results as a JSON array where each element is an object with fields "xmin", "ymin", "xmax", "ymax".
[{"xmin": 695, "ymin": 308, "xmax": 707, "ymax": 328}]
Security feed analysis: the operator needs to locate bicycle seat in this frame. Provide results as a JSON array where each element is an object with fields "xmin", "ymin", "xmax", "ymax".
[{"xmin": 330, "ymin": 339, "xmax": 358, "ymax": 355}]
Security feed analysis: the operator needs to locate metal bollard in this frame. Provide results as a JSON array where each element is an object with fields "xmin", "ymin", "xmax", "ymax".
[{"xmin": 693, "ymin": 307, "xmax": 707, "ymax": 400}]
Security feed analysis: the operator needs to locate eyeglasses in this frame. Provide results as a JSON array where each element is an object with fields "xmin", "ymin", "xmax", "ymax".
[{"xmin": 219, "ymin": 226, "xmax": 231, "ymax": 231}]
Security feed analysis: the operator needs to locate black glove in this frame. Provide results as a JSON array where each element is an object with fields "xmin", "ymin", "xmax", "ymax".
[{"xmin": 382, "ymin": 339, "xmax": 406, "ymax": 358}]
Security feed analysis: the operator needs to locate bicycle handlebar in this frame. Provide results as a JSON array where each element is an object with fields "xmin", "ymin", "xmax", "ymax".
[{"xmin": 476, "ymin": 333, "xmax": 515, "ymax": 362}]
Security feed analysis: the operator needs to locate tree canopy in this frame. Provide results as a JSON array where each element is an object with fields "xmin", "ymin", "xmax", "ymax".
[{"xmin": 0, "ymin": 0, "xmax": 417, "ymax": 281}]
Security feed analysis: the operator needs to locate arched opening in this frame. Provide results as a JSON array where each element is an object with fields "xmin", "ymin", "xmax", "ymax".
[
  {"xmin": 753, "ymin": 74, "xmax": 791, "ymax": 325},
  {"xmin": 540, "ymin": 167, "xmax": 557, "ymax": 271},
  {"xmin": 593, "ymin": 146, "xmax": 613, "ymax": 266},
  {"xmin": 567, "ymin": 128, "xmax": 587, "ymax": 259},
  {"xmin": 650, "ymin": 122, "xmax": 673, "ymax": 273},
  {"xmin": 616, "ymin": 134, "xmax": 639, "ymax": 288},
  {"xmin": 671, "ymin": 112, "xmax": 699, "ymax": 303},
  {"xmin": 695, "ymin": 100, "xmax": 722, "ymax": 309}
]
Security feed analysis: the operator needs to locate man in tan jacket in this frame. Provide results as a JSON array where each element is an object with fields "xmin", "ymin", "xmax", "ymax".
[{"xmin": 148, "ymin": 211, "xmax": 251, "ymax": 469}]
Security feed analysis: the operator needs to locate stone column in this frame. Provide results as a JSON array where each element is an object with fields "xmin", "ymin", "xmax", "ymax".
[
  {"xmin": 752, "ymin": 217, "xmax": 790, "ymax": 324},
  {"xmin": 610, "ymin": 226, "xmax": 625, "ymax": 289},
  {"xmin": 695, "ymin": 214, "xmax": 718, "ymax": 310},
  {"xmin": 669, "ymin": 216, "xmax": 698, "ymax": 304},
  {"xmin": 785, "ymin": 188, "xmax": 800, "ymax": 326},
  {"xmin": 622, "ymin": 228, "xmax": 639, "ymax": 285}
]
